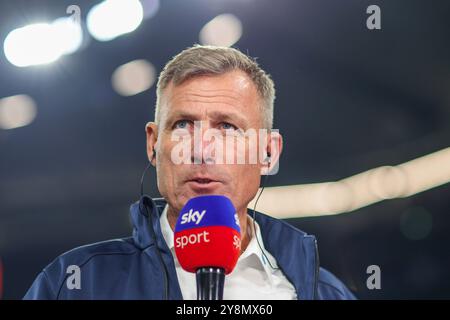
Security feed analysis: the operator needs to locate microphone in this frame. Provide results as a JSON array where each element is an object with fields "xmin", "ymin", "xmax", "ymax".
[{"xmin": 174, "ymin": 195, "xmax": 241, "ymax": 300}]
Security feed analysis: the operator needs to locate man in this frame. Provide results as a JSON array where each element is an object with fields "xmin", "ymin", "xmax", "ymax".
[{"xmin": 24, "ymin": 45, "xmax": 356, "ymax": 300}]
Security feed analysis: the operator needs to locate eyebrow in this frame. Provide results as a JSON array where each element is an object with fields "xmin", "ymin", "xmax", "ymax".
[{"xmin": 164, "ymin": 109, "xmax": 249, "ymax": 128}]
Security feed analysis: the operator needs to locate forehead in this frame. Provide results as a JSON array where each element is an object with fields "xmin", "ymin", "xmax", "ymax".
[{"xmin": 161, "ymin": 70, "xmax": 262, "ymax": 124}]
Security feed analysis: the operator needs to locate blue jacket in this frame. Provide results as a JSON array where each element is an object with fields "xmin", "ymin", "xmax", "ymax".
[{"xmin": 24, "ymin": 196, "xmax": 356, "ymax": 300}]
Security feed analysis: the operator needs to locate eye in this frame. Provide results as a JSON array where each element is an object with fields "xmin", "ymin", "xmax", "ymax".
[
  {"xmin": 221, "ymin": 122, "xmax": 237, "ymax": 130},
  {"xmin": 174, "ymin": 120, "xmax": 190, "ymax": 129}
]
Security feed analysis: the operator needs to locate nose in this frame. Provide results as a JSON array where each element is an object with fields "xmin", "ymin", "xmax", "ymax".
[{"xmin": 191, "ymin": 120, "xmax": 221, "ymax": 165}]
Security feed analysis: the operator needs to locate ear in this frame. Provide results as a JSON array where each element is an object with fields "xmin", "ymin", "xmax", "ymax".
[
  {"xmin": 145, "ymin": 122, "xmax": 158, "ymax": 166},
  {"xmin": 261, "ymin": 130, "xmax": 283, "ymax": 175}
]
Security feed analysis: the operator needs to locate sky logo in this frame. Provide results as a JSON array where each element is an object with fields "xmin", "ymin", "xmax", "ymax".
[{"xmin": 180, "ymin": 209, "xmax": 207, "ymax": 225}]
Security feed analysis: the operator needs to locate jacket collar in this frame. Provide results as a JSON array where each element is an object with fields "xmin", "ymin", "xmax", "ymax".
[{"xmin": 130, "ymin": 195, "xmax": 318, "ymax": 300}]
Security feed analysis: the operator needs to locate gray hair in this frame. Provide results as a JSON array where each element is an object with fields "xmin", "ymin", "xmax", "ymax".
[{"xmin": 155, "ymin": 45, "xmax": 275, "ymax": 129}]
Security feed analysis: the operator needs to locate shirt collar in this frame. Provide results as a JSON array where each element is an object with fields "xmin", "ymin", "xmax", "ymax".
[{"xmin": 160, "ymin": 204, "xmax": 279, "ymax": 283}]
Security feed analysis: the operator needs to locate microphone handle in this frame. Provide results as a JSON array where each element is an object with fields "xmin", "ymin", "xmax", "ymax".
[{"xmin": 196, "ymin": 267, "xmax": 225, "ymax": 300}]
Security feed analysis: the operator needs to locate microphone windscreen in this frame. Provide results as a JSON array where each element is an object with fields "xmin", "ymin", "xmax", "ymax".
[{"xmin": 174, "ymin": 195, "xmax": 241, "ymax": 274}]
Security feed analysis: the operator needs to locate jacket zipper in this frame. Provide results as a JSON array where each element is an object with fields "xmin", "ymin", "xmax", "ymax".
[{"xmin": 313, "ymin": 238, "xmax": 320, "ymax": 300}]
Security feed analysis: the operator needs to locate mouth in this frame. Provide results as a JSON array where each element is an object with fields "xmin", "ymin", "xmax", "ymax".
[
  {"xmin": 190, "ymin": 178, "xmax": 216, "ymax": 184},
  {"xmin": 185, "ymin": 176, "xmax": 222, "ymax": 191}
]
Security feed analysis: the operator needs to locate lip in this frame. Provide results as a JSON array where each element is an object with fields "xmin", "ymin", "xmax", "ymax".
[
  {"xmin": 185, "ymin": 174, "xmax": 220, "ymax": 183},
  {"xmin": 185, "ymin": 175, "xmax": 223, "ymax": 191}
]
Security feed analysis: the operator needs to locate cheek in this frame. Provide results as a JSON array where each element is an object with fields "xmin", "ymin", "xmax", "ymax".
[
  {"xmin": 155, "ymin": 149, "xmax": 176, "ymax": 193},
  {"xmin": 229, "ymin": 164, "xmax": 260, "ymax": 189},
  {"xmin": 227, "ymin": 165, "xmax": 260, "ymax": 209},
  {"xmin": 156, "ymin": 134, "xmax": 180, "ymax": 170}
]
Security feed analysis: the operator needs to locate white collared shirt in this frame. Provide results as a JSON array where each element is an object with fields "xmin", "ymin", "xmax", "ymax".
[{"xmin": 160, "ymin": 205, "xmax": 297, "ymax": 300}]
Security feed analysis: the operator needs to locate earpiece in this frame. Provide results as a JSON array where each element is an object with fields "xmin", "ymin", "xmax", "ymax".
[
  {"xmin": 253, "ymin": 151, "xmax": 279, "ymax": 270},
  {"xmin": 152, "ymin": 147, "xmax": 156, "ymax": 161},
  {"xmin": 265, "ymin": 152, "xmax": 271, "ymax": 166}
]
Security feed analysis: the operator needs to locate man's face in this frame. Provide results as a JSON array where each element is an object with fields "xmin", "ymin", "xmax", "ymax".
[{"xmin": 146, "ymin": 70, "xmax": 280, "ymax": 216}]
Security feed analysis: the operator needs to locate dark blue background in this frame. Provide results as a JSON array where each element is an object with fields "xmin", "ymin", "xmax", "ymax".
[{"xmin": 0, "ymin": 0, "xmax": 449, "ymax": 299}]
